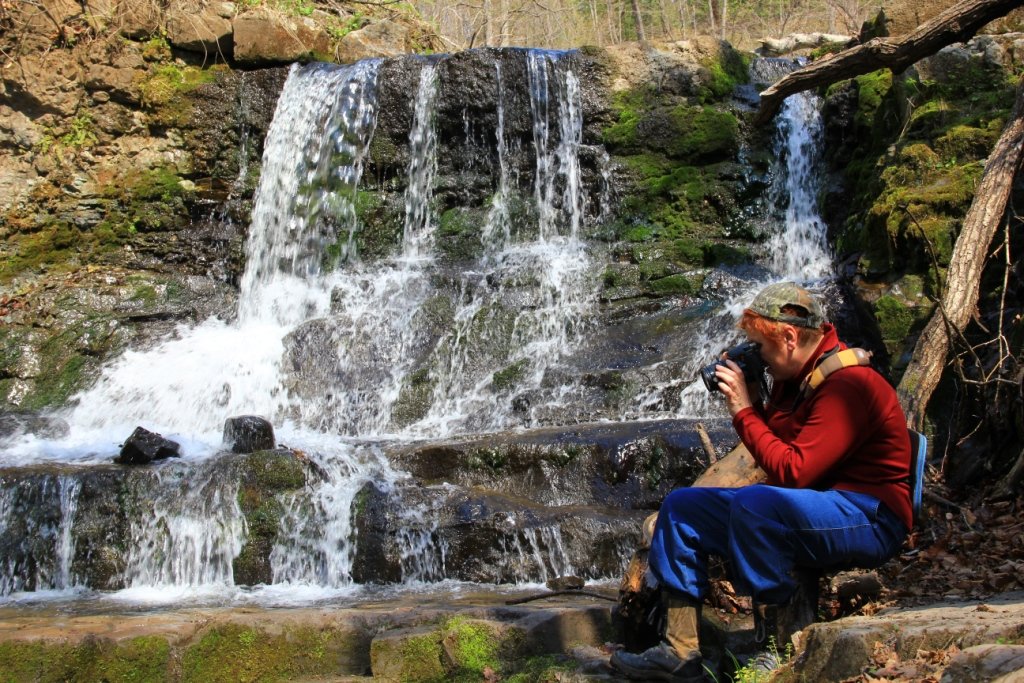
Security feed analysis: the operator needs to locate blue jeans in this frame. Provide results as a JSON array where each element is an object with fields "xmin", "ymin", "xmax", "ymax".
[{"xmin": 648, "ymin": 485, "xmax": 908, "ymax": 604}]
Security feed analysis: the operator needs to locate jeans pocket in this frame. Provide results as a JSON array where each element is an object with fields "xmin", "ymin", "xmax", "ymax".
[{"xmin": 837, "ymin": 490, "xmax": 881, "ymax": 522}]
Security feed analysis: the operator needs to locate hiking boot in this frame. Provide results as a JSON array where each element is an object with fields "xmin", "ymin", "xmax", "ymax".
[
  {"xmin": 753, "ymin": 597, "xmax": 814, "ymax": 653},
  {"xmin": 611, "ymin": 593, "xmax": 704, "ymax": 681},
  {"xmin": 610, "ymin": 642, "xmax": 705, "ymax": 681}
]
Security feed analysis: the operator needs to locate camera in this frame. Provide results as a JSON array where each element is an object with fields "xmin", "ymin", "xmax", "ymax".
[{"xmin": 699, "ymin": 341, "xmax": 765, "ymax": 392}]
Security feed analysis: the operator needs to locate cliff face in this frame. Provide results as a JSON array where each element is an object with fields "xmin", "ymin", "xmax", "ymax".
[{"xmin": 0, "ymin": 0, "xmax": 764, "ymax": 418}]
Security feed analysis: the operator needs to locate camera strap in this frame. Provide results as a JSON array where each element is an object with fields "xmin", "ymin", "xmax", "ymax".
[{"xmin": 798, "ymin": 346, "xmax": 873, "ymax": 399}]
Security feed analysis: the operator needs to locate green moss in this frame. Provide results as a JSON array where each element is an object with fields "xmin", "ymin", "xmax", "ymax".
[
  {"xmin": 436, "ymin": 206, "xmax": 485, "ymax": 261},
  {"xmin": 602, "ymin": 87, "xmax": 654, "ymax": 152},
  {"xmin": 853, "ymin": 69, "xmax": 894, "ymax": 129},
  {"xmin": 245, "ymin": 450, "xmax": 307, "ymax": 491},
  {"xmin": 0, "ymin": 636, "xmax": 171, "ymax": 682},
  {"xmin": 875, "ymin": 295, "xmax": 915, "ymax": 344},
  {"xmin": 372, "ymin": 629, "xmax": 447, "ymax": 683},
  {"xmin": 492, "ymin": 359, "xmax": 527, "ymax": 390},
  {"xmin": 182, "ymin": 624, "xmax": 287, "ymax": 682},
  {"xmin": 139, "ymin": 63, "xmax": 218, "ymax": 127},
  {"xmin": 141, "ymin": 35, "xmax": 172, "ymax": 61},
  {"xmin": 646, "ymin": 273, "xmax": 703, "ymax": 296},
  {"xmin": 934, "ymin": 124, "xmax": 999, "ymax": 163},
  {"xmin": 697, "ymin": 49, "xmax": 751, "ymax": 102},
  {"xmin": 391, "ymin": 367, "xmax": 436, "ymax": 429},
  {"xmin": 466, "ymin": 447, "xmax": 507, "ymax": 471},
  {"xmin": 666, "ymin": 106, "xmax": 739, "ymax": 161},
  {"xmin": 442, "ymin": 617, "xmax": 502, "ymax": 679}
]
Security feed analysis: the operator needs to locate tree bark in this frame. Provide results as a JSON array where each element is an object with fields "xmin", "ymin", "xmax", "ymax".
[
  {"xmin": 630, "ymin": 0, "xmax": 646, "ymax": 40},
  {"xmin": 897, "ymin": 75, "xmax": 1024, "ymax": 429},
  {"xmin": 754, "ymin": 0, "xmax": 1024, "ymax": 126},
  {"xmin": 759, "ymin": 32, "xmax": 853, "ymax": 57}
]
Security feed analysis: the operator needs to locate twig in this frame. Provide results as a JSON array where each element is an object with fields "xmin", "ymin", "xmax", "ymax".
[
  {"xmin": 695, "ymin": 422, "xmax": 717, "ymax": 464},
  {"xmin": 505, "ymin": 589, "xmax": 618, "ymax": 605}
]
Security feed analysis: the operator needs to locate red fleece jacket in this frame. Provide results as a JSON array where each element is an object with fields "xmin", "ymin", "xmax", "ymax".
[{"xmin": 732, "ymin": 324, "xmax": 913, "ymax": 530}]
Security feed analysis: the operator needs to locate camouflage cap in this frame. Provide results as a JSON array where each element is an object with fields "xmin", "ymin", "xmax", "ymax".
[{"xmin": 747, "ymin": 282, "xmax": 825, "ymax": 328}]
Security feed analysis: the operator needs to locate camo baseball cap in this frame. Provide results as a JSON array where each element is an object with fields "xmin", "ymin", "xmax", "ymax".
[{"xmin": 747, "ymin": 282, "xmax": 825, "ymax": 329}]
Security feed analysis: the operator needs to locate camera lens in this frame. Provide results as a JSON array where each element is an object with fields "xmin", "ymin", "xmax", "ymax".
[{"xmin": 699, "ymin": 363, "xmax": 721, "ymax": 392}]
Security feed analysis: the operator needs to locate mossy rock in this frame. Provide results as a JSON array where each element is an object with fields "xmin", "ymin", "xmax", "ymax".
[
  {"xmin": 370, "ymin": 617, "xmax": 523, "ymax": 682},
  {"xmin": 390, "ymin": 366, "xmax": 437, "ymax": 430},
  {"xmin": 934, "ymin": 124, "xmax": 1000, "ymax": 163},
  {"xmin": 138, "ymin": 62, "xmax": 222, "ymax": 128},
  {"xmin": 0, "ymin": 636, "xmax": 171, "ymax": 683},
  {"xmin": 436, "ymin": 206, "xmax": 486, "ymax": 261},
  {"xmin": 182, "ymin": 622, "xmax": 367, "ymax": 682},
  {"xmin": 492, "ymin": 359, "xmax": 528, "ymax": 391},
  {"xmin": 644, "ymin": 272, "xmax": 704, "ymax": 297},
  {"xmin": 351, "ymin": 191, "xmax": 404, "ymax": 262},
  {"xmin": 233, "ymin": 450, "xmax": 308, "ymax": 585}
]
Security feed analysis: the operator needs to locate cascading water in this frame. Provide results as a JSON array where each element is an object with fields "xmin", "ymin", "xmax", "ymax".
[
  {"xmin": 0, "ymin": 50, "xmax": 838, "ymax": 604},
  {"xmin": 652, "ymin": 57, "xmax": 835, "ymax": 419}
]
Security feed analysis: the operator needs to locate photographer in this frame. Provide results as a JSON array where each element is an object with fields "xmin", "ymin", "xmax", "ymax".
[{"xmin": 612, "ymin": 282, "xmax": 912, "ymax": 682}]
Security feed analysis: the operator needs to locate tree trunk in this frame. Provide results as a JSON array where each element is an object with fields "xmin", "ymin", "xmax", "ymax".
[
  {"xmin": 754, "ymin": 0, "xmax": 1024, "ymax": 126},
  {"xmin": 897, "ymin": 75, "xmax": 1024, "ymax": 429},
  {"xmin": 630, "ymin": 0, "xmax": 646, "ymax": 40}
]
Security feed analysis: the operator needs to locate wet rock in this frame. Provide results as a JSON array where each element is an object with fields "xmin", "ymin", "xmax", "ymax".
[
  {"xmin": 222, "ymin": 415, "xmax": 275, "ymax": 453},
  {"xmin": 116, "ymin": 426, "xmax": 181, "ymax": 464},
  {"xmin": 0, "ymin": 412, "xmax": 70, "ymax": 440}
]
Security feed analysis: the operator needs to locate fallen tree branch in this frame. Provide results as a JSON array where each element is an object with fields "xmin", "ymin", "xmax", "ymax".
[
  {"xmin": 754, "ymin": 0, "xmax": 1024, "ymax": 126},
  {"xmin": 896, "ymin": 74, "xmax": 1024, "ymax": 428},
  {"xmin": 757, "ymin": 32, "xmax": 852, "ymax": 57}
]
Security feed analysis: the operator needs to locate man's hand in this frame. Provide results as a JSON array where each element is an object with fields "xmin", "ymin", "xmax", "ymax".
[{"xmin": 715, "ymin": 360, "xmax": 754, "ymax": 416}]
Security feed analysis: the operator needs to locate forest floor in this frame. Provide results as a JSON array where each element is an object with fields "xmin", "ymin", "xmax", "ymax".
[{"xmin": 787, "ymin": 481, "xmax": 1024, "ymax": 682}]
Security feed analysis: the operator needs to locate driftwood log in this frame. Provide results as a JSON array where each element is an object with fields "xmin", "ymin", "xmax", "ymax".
[
  {"xmin": 754, "ymin": 0, "xmax": 1024, "ymax": 126},
  {"xmin": 758, "ymin": 32, "xmax": 852, "ymax": 57},
  {"xmin": 897, "ymin": 75, "xmax": 1024, "ymax": 429}
]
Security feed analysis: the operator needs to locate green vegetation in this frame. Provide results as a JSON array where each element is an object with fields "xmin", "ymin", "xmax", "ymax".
[
  {"xmin": 0, "ymin": 636, "xmax": 171, "ymax": 682},
  {"xmin": 370, "ymin": 616, "xmax": 522, "ymax": 682},
  {"xmin": 234, "ymin": 451, "xmax": 307, "ymax": 585},
  {"xmin": 829, "ymin": 60, "xmax": 1018, "ymax": 292},
  {"xmin": 181, "ymin": 623, "xmax": 360, "ymax": 681},
  {"xmin": 493, "ymin": 359, "xmax": 528, "ymax": 390},
  {"xmin": 139, "ymin": 62, "xmax": 220, "ymax": 127}
]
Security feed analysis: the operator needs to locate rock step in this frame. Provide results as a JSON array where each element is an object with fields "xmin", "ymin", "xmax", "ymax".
[
  {"xmin": 794, "ymin": 590, "xmax": 1024, "ymax": 681},
  {"xmin": 0, "ymin": 591, "xmax": 620, "ymax": 682}
]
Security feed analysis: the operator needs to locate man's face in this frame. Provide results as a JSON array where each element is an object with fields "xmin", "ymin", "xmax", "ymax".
[{"xmin": 744, "ymin": 326, "xmax": 800, "ymax": 381}]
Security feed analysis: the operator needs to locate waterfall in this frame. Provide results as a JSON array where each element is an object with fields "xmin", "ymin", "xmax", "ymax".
[
  {"xmin": 410, "ymin": 50, "xmax": 597, "ymax": 435},
  {"xmin": 0, "ymin": 474, "xmax": 80, "ymax": 595},
  {"xmin": 121, "ymin": 464, "xmax": 245, "ymax": 591},
  {"xmin": 0, "ymin": 50, "xmax": 839, "ymax": 603},
  {"xmin": 402, "ymin": 62, "xmax": 440, "ymax": 258},
  {"xmin": 666, "ymin": 57, "xmax": 833, "ymax": 418}
]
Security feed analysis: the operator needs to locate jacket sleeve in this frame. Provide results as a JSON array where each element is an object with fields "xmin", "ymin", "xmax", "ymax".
[{"xmin": 731, "ymin": 371, "xmax": 876, "ymax": 488}]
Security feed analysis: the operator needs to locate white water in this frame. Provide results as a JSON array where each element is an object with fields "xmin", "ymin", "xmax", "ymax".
[
  {"xmin": 0, "ymin": 53, "xmax": 834, "ymax": 602},
  {"xmin": 656, "ymin": 58, "xmax": 834, "ymax": 418}
]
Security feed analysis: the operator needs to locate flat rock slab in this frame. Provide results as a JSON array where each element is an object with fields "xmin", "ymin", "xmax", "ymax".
[
  {"xmin": 0, "ymin": 589, "xmax": 619, "ymax": 681},
  {"xmin": 796, "ymin": 591, "xmax": 1024, "ymax": 681}
]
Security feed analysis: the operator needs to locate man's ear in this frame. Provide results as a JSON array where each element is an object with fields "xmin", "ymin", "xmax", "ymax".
[{"xmin": 782, "ymin": 324, "xmax": 800, "ymax": 350}]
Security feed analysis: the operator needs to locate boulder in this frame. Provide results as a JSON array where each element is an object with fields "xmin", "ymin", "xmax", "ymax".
[
  {"xmin": 940, "ymin": 644, "xmax": 1024, "ymax": 682},
  {"xmin": 336, "ymin": 20, "xmax": 411, "ymax": 63},
  {"xmin": 166, "ymin": 7, "xmax": 233, "ymax": 58},
  {"xmin": 116, "ymin": 426, "xmax": 181, "ymax": 464},
  {"xmin": 795, "ymin": 593, "xmax": 1024, "ymax": 681},
  {"xmin": 232, "ymin": 8, "xmax": 332, "ymax": 65},
  {"xmin": 222, "ymin": 415, "xmax": 276, "ymax": 453}
]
